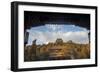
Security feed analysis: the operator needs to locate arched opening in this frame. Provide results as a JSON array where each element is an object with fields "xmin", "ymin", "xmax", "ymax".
[{"xmin": 24, "ymin": 11, "xmax": 90, "ymax": 61}]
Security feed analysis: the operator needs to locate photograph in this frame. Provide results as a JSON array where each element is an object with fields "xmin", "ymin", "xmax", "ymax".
[{"xmin": 24, "ymin": 11, "xmax": 90, "ymax": 62}]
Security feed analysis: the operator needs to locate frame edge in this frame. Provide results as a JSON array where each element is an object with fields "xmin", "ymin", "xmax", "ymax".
[{"xmin": 11, "ymin": 1, "xmax": 98, "ymax": 71}]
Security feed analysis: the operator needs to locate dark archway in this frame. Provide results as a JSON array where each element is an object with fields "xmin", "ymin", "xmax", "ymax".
[{"xmin": 24, "ymin": 11, "xmax": 90, "ymax": 45}]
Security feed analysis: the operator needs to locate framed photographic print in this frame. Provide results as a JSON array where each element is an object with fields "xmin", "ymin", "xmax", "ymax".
[{"xmin": 11, "ymin": 1, "xmax": 97, "ymax": 71}]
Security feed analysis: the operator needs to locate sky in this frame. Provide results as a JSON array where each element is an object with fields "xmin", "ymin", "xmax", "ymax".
[{"xmin": 26, "ymin": 24, "xmax": 89, "ymax": 45}]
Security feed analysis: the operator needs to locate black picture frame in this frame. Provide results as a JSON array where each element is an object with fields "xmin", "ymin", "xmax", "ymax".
[{"xmin": 11, "ymin": 1, "xmax": 98, "ymax": 72}]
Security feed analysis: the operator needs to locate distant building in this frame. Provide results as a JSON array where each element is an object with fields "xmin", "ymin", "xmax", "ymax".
[
  {"xmin": 67, "ymin": 40, "xmax": 73, "ymax": 44},
  {"xmin": 56, "ymin": 38, "xmax": 63, "ymax": 44}
]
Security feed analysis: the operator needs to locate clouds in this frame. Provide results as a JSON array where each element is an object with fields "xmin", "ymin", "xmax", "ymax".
[
  {"xmin": 45, "ymin": 24, "xmax": 63, "ymax": 31},
  {"xmin": 63, "ymin": 31, "xmax": 89, "ymax": 44},
  {"xmin": 26, "ymin": 24, "xmax": 89, "ymax": 45}
]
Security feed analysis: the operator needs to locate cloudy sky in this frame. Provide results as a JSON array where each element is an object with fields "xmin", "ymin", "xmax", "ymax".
[{"xmin": 26, "ymin": 24, "xmax": 89, "ymax": 45}]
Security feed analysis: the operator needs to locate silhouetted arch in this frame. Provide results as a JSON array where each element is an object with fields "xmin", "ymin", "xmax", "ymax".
[{"xmin": 24, "ymin": 11, "xmax": 90, "ymax": 45}]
